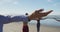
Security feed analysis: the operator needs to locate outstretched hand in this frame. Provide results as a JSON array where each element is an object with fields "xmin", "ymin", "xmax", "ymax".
[{"xmin": 28, "ymin": 9, "xmax": 53, "ymax": 20}]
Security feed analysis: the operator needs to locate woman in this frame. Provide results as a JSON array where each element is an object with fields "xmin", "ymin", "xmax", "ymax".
[{"xmin": 22, "ymin": 13, "xmax": 29, "ymax": 32}]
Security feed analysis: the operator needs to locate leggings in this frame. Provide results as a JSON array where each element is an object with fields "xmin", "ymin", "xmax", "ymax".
[
  {"xmin": 37, "ymin": 20, "xmax": 40, "ymax": 32},
  {"xmin": 23, "ymin": 25, "xmax": 29, "ymax": 32}
]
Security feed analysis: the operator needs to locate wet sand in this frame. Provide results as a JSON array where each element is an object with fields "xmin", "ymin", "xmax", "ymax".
[{"xmin": 3, "ymin": 22, "xmax": 60, "ymax": 32}]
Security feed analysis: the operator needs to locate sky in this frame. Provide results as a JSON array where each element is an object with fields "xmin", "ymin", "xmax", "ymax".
[
  {"xmin": 0, "ymin": 0, "xmax": 60, "ymax": 16},
  {"xmin": 0, "ymin": 0, "xmax": 60, "ymax": 26}
]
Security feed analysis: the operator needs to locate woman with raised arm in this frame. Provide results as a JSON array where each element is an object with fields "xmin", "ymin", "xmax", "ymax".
[
  {"xmin": 23, "ymin": 13, "xmax": 29, "ymax": 32},
  {"xmin": 28, "ymin": 9, "xmax": 53, "ymax": 32}
]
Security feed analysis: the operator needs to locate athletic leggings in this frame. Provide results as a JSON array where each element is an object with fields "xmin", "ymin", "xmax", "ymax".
[{"xmin": 23, "ymin": 25, "xmax": 29, "ymax": 32}]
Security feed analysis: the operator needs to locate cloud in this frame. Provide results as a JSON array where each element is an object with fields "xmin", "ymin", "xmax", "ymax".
[
  {"xmin": 53, "ymin": 3, "xmax": 60, "ymax": 6},
  {"xmin": 47, "ymin": 0, "xmax": 52, "ymax": 2},
  {"xmin": 0, "ymin": 0, "xmax": 19, "ymax": 5},
  {"xmin": 53, "ymin": 4, "xmax": 57, "ymax": 6},
  {"xmin": 13, "ymin": 1, "xmax": 19, "ymax": 5}
]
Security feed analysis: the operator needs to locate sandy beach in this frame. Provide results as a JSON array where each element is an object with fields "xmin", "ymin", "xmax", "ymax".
[{"xmin": 3, "ymin": 22, "xmax": 60, "ymax": 32}]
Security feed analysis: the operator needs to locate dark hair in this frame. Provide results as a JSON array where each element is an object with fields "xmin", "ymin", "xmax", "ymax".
[{"xmin": 25, "ymin": 13, "xmax": 28, "ymax": 15}]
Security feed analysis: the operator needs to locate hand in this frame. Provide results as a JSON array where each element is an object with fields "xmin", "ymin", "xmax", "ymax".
[{"xmin": 28, "ymin": 9, "xmax": 53, "ymax": 20}]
